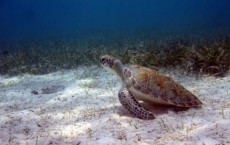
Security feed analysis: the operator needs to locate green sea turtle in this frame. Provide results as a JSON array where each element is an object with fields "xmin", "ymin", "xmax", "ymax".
[{"xmin": 100, "ymin": 55, "xmax": 202, "ymax": 119}]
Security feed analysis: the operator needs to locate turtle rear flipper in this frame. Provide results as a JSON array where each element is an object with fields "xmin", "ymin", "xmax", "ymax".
[{"xmin": 118, "ymin": 87, "xmax": 155, "ymax": 120}]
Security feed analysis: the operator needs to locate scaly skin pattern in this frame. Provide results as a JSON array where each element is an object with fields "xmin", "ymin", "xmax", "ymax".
[{"xmin": 118, "ymin": 86, "xmax": 155, "ymax": 120}]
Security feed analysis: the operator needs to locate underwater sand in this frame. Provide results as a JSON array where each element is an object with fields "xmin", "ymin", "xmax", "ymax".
[{"xmin": 0, "ymin": 66, "xmax": 229, "ymax": 145}]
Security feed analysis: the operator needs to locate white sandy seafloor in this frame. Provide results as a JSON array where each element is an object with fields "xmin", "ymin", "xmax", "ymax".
[{"xmin": 0, "ymin": 65, "xmax": 230, "ymax": 145}]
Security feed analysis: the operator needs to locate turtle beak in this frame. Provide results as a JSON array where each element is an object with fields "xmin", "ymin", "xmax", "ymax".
[
  {"xmin": 100, "ymin": 57, "xmax": 106, "ymax": 66},
  {"xmin": 100, "ymin": 58, "xmax": 104, "ymax": 64}
]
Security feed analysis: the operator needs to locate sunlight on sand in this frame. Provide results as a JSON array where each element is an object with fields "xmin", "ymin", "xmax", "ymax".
[{"xmin": 0, "ymin": 66, "xmax": 229, "ymax": 145}]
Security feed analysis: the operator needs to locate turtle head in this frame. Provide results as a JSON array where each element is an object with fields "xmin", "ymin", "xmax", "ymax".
[
  {"xmin": 100, "ymin": 55, "xmax": 126, "ymax": 79},
  {"xmin": 100, "ymin": 55, "xmax": 116, "ymax": 71}
]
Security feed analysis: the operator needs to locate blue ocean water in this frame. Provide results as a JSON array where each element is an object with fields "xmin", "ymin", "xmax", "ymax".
[{"xmin": 0, "ymin": 0, "xmax": 229, "ymax": 42}]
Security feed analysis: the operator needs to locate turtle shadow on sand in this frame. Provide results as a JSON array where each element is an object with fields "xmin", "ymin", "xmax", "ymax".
[{"xmin": 141, "ymin": 102, "xmax": 191, "ymax": 114}]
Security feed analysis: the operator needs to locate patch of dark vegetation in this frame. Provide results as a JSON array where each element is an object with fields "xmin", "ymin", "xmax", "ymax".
[
  {"xmin": 128, "ymin": 36, "xmax": 230, "ymax": 77},
  {"xmin": 0, "ymin": 36, "xmax": 229, "ymax": 77},
  {"xmin": 187, "ymin": 37, "xmax": 230, "ymax": 77},
  {"xmin": 160, "ymin": 40, "xmax": 190, "ymax": 67}
]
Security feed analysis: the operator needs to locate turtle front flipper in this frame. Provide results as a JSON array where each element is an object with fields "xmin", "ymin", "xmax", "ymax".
[{"xmin": 118, "ymin": 87, "xmax": 155, "ymax": 120}]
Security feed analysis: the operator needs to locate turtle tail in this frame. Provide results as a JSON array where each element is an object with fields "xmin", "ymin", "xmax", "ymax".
[{"xmin": 118, "ymin": 87, "xmax": 155, "ymax": 120}]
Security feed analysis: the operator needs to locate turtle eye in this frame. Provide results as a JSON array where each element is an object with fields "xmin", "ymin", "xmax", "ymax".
[{"xmin": 101, "ymin": 58, "xmax": 106, "ymax": 62}]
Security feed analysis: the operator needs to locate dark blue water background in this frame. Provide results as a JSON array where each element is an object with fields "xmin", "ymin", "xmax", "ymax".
[{"xmin": 0, "ymin": 0, "xmax": 230, "ymax": 42}]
